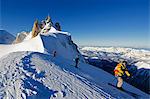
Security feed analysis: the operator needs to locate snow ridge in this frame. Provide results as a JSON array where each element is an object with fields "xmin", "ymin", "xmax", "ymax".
[{"xmin": 0, "ymin": 17, "xmax": 149, "ymax": 99}]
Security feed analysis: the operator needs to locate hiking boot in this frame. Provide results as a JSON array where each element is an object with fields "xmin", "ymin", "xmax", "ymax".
[{"xmin": 117, "ymin": 87, "xmax": 124, "ymax": 91}]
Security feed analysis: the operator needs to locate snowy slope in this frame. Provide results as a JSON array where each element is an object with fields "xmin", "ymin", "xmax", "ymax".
[
  {"xmin": 0, "ymin": 29, "xmax": 83, "ymax": 63},
  {"xmin": 80, "ymin": 46, "xmax": 150, "ymax": 94},
  {"xmin": 0, "ymin": 35, "xmax": 44, "ymax": 58},
  {"xmin": 0, "ymin": 52, "xmax": 104, "ymax": 99},
  {"xmin": 0, "ymin": 17, "xmax": 149, "ymax": 98},
  {"xmin": 0, "ymin": 33, "xmax": 148, "ymax": 98},
  {"xmin": 0, "ymin": 51, "xmax": 149, "ymax": 99},
  {"xmin": 0, "ymin": 30, "xmax": 15, "ymax": 44},
  {"xmin": 0, "ymin": 25, "xmax": 83, "ymax": 62}
]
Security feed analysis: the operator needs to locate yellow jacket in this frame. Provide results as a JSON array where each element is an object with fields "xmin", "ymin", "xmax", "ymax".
[{"xmin": 114, "ymin": 63, "xmax": 130, "ymax": 77}]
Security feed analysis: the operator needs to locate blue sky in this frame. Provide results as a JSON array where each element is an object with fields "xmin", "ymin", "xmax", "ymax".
[{"xmin": 1, "ymin": 0, "xmax": 149, "ymax": 48}]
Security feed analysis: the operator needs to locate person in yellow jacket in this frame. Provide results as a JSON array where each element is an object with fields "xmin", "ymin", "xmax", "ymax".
[{"xmin": 114, "ymin": 61, "xmax": 130, "ymax": 90}]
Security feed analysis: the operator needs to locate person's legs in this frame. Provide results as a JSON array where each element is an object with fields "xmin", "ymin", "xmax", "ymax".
[
  {"xmin": 75, "ymin": 61, "xmax": 78, "ymax": 68},
  {"xmin": 117, "ymin": 77, "xmax": 123, "ymax": 88},
  {"xmin": 75, "ymin": 64, "xmax": 77, "ymax": 68}
]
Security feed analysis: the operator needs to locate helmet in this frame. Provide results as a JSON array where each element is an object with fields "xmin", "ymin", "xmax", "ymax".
[
  {"xmin": 118, "ymin": 59, "xmax": 127, "ymax": 64},
  {"xmin": 122, "ymin": 61, "xmax": 127, "ymax": 65}
]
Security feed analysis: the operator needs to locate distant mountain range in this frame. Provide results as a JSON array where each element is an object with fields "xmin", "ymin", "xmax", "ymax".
[{"xmin": 0, "ymin": 30, "xmax": 15, "ymax": 44}]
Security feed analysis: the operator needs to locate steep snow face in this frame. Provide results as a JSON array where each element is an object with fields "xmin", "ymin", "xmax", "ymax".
[
  {"xmin": 40, "ymin": 31, "xmax": 82, "ymax": 61},
  {"xmin": 0, "ymin": 52, "xmax": 148, "ymax": 99},
  {"xmin": 0, "ymin": 30, "xmax": 15, "ymax": 44}
]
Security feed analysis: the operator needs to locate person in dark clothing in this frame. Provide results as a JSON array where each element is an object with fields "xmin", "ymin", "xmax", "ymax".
[
  {"xmin": 75, "ymin": 57, "xmax": 79, "ymax": 68},
  {"xmin": 55, "ymin": 22, "xmax": 61, "ymax": 31},
  {"xmin": 53, "ymin": 51, "xmax": 56, "ymax": 57}
]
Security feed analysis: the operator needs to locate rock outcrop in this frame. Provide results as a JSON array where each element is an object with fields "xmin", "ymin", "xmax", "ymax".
[
  {"xmin": 13, "ymin": 31, "xmax": 29, "ymax": 44},
  {"xmin": 13, "ymin": 15, "xmax": 63, "ymax": 44},
  {"xmin": 31, "ymin": 20, "xmax": 40, "ymax": 38}
]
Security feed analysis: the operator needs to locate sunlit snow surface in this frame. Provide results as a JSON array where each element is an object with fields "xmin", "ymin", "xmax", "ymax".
[
  {"xmin": 0, "ymin": 52, "xmax": 149, "ymax": 99},
  {"xmin": 0, "ymin": 27, "xmax": 149, "ymax": 98}
]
